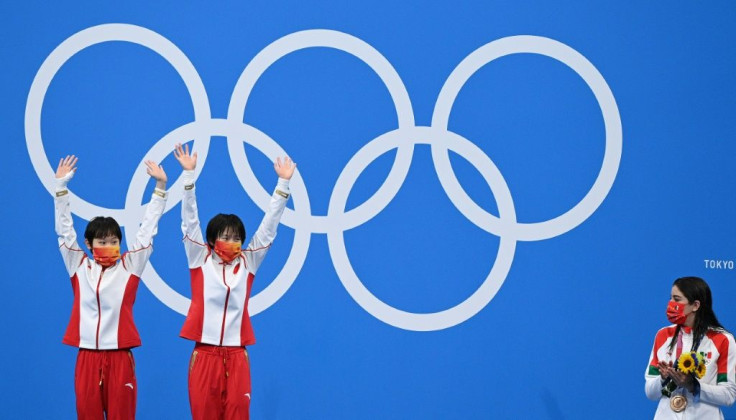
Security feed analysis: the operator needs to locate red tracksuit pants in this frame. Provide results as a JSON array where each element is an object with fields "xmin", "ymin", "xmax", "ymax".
[
  {"xmin": 75, "ymin": 348, "xmax": 137, "ymax": 420},
  {"xmin": 188, "ymin": 343, "xmax": 251, "ymax": 420}
]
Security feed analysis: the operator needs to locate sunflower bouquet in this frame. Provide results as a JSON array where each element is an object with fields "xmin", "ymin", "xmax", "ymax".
[
  {"xmin": 675, "ymin": 352, "xmax": 707, "ymax": 379},
  {"xmin": 662, "ymin": 351, "xmax": 707, "ymax": 397}
]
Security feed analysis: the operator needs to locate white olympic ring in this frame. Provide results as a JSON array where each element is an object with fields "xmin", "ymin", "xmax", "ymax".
[{"xmin": 26, "ymin": 24, "xmax": 621, "ymax": 331}]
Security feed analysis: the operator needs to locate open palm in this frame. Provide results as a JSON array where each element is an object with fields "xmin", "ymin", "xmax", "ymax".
[
  {"xmin": 55, "ymin": 155, "xmax": 78, "ymax": 178},
  {"xmin": 274, "ymin": 156, "xmax": 296, "ymax": 180},
  {"xmin": 174, "ymin": 143, "xmax": 197, "ymax": 170}
]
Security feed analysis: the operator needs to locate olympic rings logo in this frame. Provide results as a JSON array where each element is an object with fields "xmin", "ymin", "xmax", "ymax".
[{"xmin": 26, "ymin": 24, "xmax": 621, "ymax": 331}]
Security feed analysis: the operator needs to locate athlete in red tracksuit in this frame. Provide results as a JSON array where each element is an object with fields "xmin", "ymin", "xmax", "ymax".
[
  {"xmin": 173, "ymin": 144, "xmax": 295, "ymax": 419},
  {"xmin": 54, "ymin": 155, "xmax": 168, "ymax": 419}
]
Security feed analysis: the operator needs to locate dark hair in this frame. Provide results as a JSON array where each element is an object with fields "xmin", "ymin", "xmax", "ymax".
[
  {"xmin": 668, "ymin": 276, "xmax": 725, "ymax": 352},
  {"xmin": 206, "ymin": 214, "xmax": 245, "ymax": 248},
  {"xmin": 84, "ymin": 217, "xmax": 122, "ymax": 245}
]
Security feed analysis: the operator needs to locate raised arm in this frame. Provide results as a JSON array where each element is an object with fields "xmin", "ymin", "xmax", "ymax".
[
  {"xmin": 244, "ymin": 156, "xmax": 295, "ymax": 273},
  {"xmin": 175, "ymin": 143, "xmax": 207, "ymax": 268},
  {"xmin": 122, "ymin": 160, "xmax": 168, "ymax": 276},
  {"xmin": 54, "ymin": 155, "xmax": 86, "ymax": 275}
]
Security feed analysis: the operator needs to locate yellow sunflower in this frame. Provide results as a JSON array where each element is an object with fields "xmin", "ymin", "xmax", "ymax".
[
  {"xmin": 677, "ymin": 353, "xmax": 696, "ymax": 374},
  {"xmin": 695, "ymin": 361, "xmax": 706, "ymax": 379}
]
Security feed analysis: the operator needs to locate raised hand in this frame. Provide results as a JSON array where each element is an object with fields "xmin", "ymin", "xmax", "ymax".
[
  {"xmin": 274, "ymin": 156, "xmax": 296, "ymax": 180},
  {"xmin": 145, "ymin": 160, "xmax": 167, "ymax": 190},
  {"xmin": 174, "ymin": 143, "xmax": 197, "ymax": 170},
  {"xmin": 56, "ymin": 155, "xmax": 78, "ymax": 179}
]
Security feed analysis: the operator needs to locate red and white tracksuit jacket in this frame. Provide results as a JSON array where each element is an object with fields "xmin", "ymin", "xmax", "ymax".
[
  {"xmin": 645, "ymin": 325, "xmax": 736, "ymax": 419},
  {"xmin": 179, "ymin": 170, "xmax": 290, "ymax": 346},
  {"xmin": 55, "ymin": 189, "xmax": 167, "ymax": 350}
]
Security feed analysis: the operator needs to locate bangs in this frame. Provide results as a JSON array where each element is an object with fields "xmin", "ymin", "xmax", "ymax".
[
  {"xmin": 84, "ymin": 216, "xmax": 122, "ymax": 244},
  {"xmin": 206, "ymin": 214, "xmax": 246, "ymax": 246}
]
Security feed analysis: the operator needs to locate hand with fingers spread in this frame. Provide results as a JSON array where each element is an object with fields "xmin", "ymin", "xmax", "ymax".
[
  {"xmin": 174, "ymin": 143, "xmax": 197, "ymax": 171},
  {"xmin": 55, "ymin": 155, "xmax": 78, "ymax": 190},
  {"xmin": 145, "ymin": 160, "xmax": 168, "ymax": 190},
  {"xmin": 56, "ymin": 155, "xmax": 78, "ymax": 178},
  {"xmin": 274, "ymin": 156, "xmax": 296, "ymax": 180}
]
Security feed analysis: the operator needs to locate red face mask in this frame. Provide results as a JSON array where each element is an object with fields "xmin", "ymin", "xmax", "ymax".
[
  {"xmin": 214, "ymin": 240, "xmax": 242, "ymax": 263},
  {"xmin": 666, "ymin": 300, "xmax": 688, "ymax": 325},
  {"xmin": 93, "ymin": 246, "xmax": 120, "ymax": 267}
]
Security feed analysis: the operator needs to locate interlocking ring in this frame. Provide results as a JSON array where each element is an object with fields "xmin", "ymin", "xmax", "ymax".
[{"xmin": 26, "ymin": 24, "xmax": 621, "ymax": 331}]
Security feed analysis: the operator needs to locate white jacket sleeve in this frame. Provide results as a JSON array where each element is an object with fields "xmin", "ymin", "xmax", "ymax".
[
  {"xmin": 645, "ymin": 377, "xmax": 665, "ymax": 401},
  {"xmin": 644, "ymin": 329, "xmax": 669, "ymax": 401},
  {"xmin": 699, "ymin": 333, "xmax": 736, "ymax": 407},
  {"xmin": 122, "ymin": 189, "xmax": 167, "ymax": 276},
  {"xmin": 54, "ymin": 189, "xmax": 86, "ymax": 276},
  {"xmin": 180, "ymin": 170, "xmax": 208, "ymax": 268},
  {"xmin": 244, "ymin": 178, "xmax": 290, "ymax": 273},
  {"xmin": 645, "ymin": 349, "xmax": 665, "ymax": 400}
]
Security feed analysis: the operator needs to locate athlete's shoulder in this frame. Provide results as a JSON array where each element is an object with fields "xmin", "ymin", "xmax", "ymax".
[
  {"xmin": 706, "ymin": 327, "xmax": 734, "ymax": 343},
  {"xmin": 654, "ymin": 325, "xmax": 678, "ymax": 338}
]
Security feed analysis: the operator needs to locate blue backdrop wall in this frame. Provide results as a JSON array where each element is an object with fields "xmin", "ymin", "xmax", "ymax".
[{"xmin": 2, "ymin": 1, "xmax": 735, "ymax": 419}]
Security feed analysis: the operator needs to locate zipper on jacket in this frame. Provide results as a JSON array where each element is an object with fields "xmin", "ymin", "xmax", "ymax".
[
  {"xmin": 95, "ymin": 270, "xmax": 104, "ymax": 349},
  {"xmin": 219, "ymin": 265, "xmax": 231, "ymax": 346}
]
